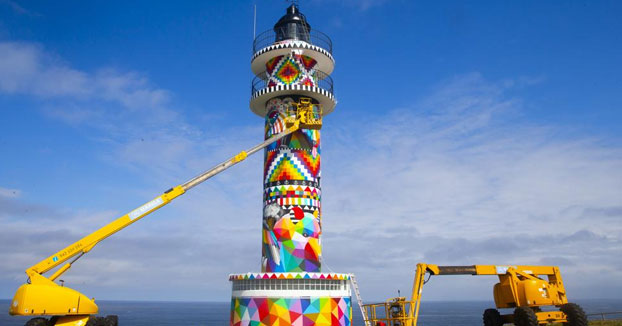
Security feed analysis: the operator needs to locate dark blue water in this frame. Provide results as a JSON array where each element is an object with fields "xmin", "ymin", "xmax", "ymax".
[{"xmin": 1, "ymin": 299, "xmax": 620, "ymax": 326}]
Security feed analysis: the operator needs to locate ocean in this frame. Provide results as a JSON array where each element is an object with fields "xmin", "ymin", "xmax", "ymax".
[{"xmin": 1, "ymin": 299, "xmax": 620, "ymax": 326}]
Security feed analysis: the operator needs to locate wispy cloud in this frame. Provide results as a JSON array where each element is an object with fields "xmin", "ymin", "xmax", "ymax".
[
  {"xmin": 0, "ymin": 41, "xmax": 177, "ymax": 143},
  {"xmin": 310, "ymin": 0, "xmax": 390, "ymax": 12},
  {"xmin": 0, "ymin": 185, "xmax": 260, "ymax": 300},
  {"xmin": 350, "ymin": 0, "xmax": 389, "ymax": 11},
  {"xmin": 1, "ymin": 40, "xmax": 620, "ymax": 301},
  {"xmin": 0, "ymin": 42, "xmax": 169, "ymax": 106},
  {"xmin": 0, "ymin": 0, "xmax": 38, "ymax": 16},
  {"xmin": 0, "ymin": 186, "xmax": 20, "ymax": 198},
  {"xmin": 0, "ymin": 41, "xmax": 264, "ymax": 300},
  {"xmin": 320, "ymin": 73, "xmax": 622, "ymax": 300},
  {"xmin": 0, "ymin": 41, "xmax": 204, "ymax": 179}
]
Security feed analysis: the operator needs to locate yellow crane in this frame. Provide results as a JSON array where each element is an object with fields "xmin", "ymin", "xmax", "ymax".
[
  {"xmin": 8, "ymin": 98, "xmax": 322, "ymax": 326},
  {"xmin": 363, "ymin": 263, "xmax": 588, "ymax": 326}
]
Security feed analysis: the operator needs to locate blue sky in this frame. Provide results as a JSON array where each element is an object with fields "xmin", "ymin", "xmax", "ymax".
[{"xmin": 0, "ymin": 0, "xmax": 621, "ymax": 303}]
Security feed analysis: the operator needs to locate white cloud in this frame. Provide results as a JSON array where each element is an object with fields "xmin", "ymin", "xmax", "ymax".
[
  {"xmin": 1, "ymin": 41, "xmax": 620, "ymax": 302},
  {"xmin": 352, "ymin": 0, "xmax": 389, "ymax": 11},
  {"xmin": 0, "ymin": 42, "xmax": 89, "ymax": 97},
  {"xmin": 310, "ymin": 0, "xmax": 390, "ymax": 12},
  {"xmin": 0, "ymin": 187, "xmax": 20, "ymax": 198},
  {"xmin": 0, "ymin": 41, "xmax": 174, "ymax": 141},
  {"xmin": 0, "ymin": 189, "xmax": 260, "ymax": 300},
  {"xmin": 320, "ymin": 73, "xmax": 622, "ymax": 300},
  {"xmin": 0, "ymin": 41, "xmax": 199, "ymax": 178},
  {"xmin": 93, "ymin": 69, "xmax": 170, "ymax": 111},
  {"xmin": 0, "ymin": 0, "xmax": 37, "ymax": 16},
  {"xmin": 0, "ymin": 42, "xmax": 170, "ymax": 109}
]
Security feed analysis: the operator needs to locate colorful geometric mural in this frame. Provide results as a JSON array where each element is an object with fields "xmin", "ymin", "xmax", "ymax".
[
  {"xmin": 263, "ymin": 206, "xmax": 321, "ymax": 272},
  {"xmin": 275, "ymin": 57, "xmax": 302, "ymax": 85},
  {"xmin": 264, "ymin": 150, "xmax": 319, "ymax": 184},
  {"xmin": 266, "ymin": 55, "xmax": 318, "ymax": 88},
  {"xmin": 229, "ymin": 273, "xmax": 350, "ymax": 281},
  {"xmin": 265, "ymin": 100, "xmax": 288, "ymax": 138},
  {"xmin": 264, "ymin": 185, "xmax": 321, "ymax": 212},
  {"xmin": 237, "ymin": 6, "xmax": 346, "ymax": 326},
  {"xmin": 231, "ymin": 297, "xmax": 351, "ymax": 326},
  {"xmin": 263, "ymin": 97, "xmax": 322, "ymax": 273}
]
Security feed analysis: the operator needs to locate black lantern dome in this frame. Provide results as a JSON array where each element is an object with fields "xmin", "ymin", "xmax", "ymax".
[{"xmin": 273, "ymin": 4, "xmax": 311, "ymax": 43}]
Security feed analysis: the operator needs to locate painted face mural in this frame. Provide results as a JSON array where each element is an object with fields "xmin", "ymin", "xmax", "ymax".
[{"xmin": 263, "ymin": 97, "xmax": 322, "ymax": 273}]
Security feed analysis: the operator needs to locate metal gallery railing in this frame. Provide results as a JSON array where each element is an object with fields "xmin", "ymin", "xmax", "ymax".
[
  {"xmin": 362, "ymin": 300, "xmax": 418, "ymax": 326},
  {"xmin": 253, "ymin": 28, "xmax": 333, "ymax": 54},
  {"xmin": 251, "ymin": 70, "xmax": 334, "ymax": 95}
]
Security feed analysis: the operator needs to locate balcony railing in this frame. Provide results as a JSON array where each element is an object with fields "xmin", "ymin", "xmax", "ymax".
[
  {"xmin": 251, "ymin": 70, "xmax": 334, "ymax": 95},
  {"xmin": 253, "ymin": 28, "xmax": 333, "ymax": 54}
]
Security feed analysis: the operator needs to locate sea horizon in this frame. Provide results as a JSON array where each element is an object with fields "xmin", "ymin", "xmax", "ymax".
[{"xmin": 2, "ymin": 298, "xmax": 621, "ymax": 326}]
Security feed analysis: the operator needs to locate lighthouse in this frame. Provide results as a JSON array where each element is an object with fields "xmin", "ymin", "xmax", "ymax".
[{"xmin": 229, "ymin": 4, "xmax": 352, "ymax": 326}]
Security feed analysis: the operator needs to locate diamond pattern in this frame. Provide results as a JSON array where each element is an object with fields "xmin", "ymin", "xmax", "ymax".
[
  {"xmin": 266, "ymin": 55, "xmax": 317, "ymax": 87},
  {"xmin": 274, "ymin": 57, "xmax": 302, "ymax": 85}
]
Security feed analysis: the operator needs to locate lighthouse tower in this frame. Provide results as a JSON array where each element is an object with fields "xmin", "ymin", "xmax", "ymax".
[{"xmin": 229, "ymin": 4, "xmax": 352, "ymax": 326}]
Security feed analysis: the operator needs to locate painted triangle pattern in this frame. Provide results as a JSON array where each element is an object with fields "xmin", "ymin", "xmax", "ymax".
[
  {"xmin": 296, "ymin": 151, "xmax": 320, "ymax": 178},
  {"xmin": 265, "ymin": 151, "xmax": 316, "ymax": 184},
  {"xmin": 264, "ymin": 185, "xmax": 321, "ymax": 211},
  {"xmin": 264, "ymin": 148, "xmax": 320, "ymax": 184},
  {"xmin": 228, "ymin": 273, "xmax": 351, "ymax": 281},
  {"xmin": 266, "ymin": 56, "xmax": 283, "ymax": 74},
  {"xmin": 296, "ymin": 54, "xmax": 317, "ymax": 70},
  {"xmin": 231, "ymin": 297, "xmax": 351, "ymax": 326},
  {"xmin": 252, "ymin": 41, "xmax": 334, "ymax": 65},
  {"xmin": 300, "ymin": 76, "xmax": 315, "ymax": 87}
]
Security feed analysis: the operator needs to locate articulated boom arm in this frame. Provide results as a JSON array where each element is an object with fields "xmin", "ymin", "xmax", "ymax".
[
  {"xmin": 406, "ymin": 264, "xmax": 566, "ymax": 326},
  {"xmin": 430, "ymin": 264, "xmax": 559, "ymax": 276},
  {"xmin": 10, "ymin": 99, "xmax": 324, "ymax": 322},
  {"xmin": 27, "ymin": 120, "xmax": 302, "ymax": 282},
  {"xmin": 406, "ymin": 264, "xmax": 440, "ymax": 326},
  {"xmin": 364, "ymin": 263, "xmax": 575, "ymax": 326},
  {"xmin": 427, "ymin": 265, "xmax": 567, "ymax": 305}
]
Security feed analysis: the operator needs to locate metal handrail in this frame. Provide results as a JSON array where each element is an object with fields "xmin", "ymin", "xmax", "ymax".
[
  {"xmin": 363, "ymin": 300, "xmax": 417, "ymax": 326},
  {"xmin": 587, "ymin": 311, "xmax": 622, "ymax": 321},
  {"xmin": 253, "ymin": 28, "xmax": 333, "ymax": 54},
  {"xmin": 251, "ymin": 70, "xmax": 334, "ymax": 95}
]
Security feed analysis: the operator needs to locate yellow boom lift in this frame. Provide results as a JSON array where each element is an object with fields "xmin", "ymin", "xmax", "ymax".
[
  {"xmin": 9, "ymin": 98, "xmax": 322, "ymax": 326},
  {"xmin": 363, "ymin": 263, "xmax": 588, "ymax": 326}
]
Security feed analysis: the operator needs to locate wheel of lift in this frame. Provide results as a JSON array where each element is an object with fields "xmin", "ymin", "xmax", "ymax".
[
  {"xmin": 85, "ymin": 317, "xmax": 106, "ymax": 326},
  {"xmin": 513, "ymin": 307, "xmax": 538, "ymax": 326},
  {"xmin": 104, "ymin": 315, "xmax": 119, "ymax": 326},
  {"xmin": 24, "ymin": 317, "xmax": 51, "ymax": 326},
  {"xmin": 483, "ymin": 308, "xmax": 504, "ymax": 326},
  {"xmin": 560, "ymin": 303, "xmax": 588, "ymax": 326}
]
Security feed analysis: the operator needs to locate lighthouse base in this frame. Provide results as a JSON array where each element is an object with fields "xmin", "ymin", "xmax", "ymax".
[{"xmin": 229, "ymin": 273, "xmax": 352, "ymax": 326}]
